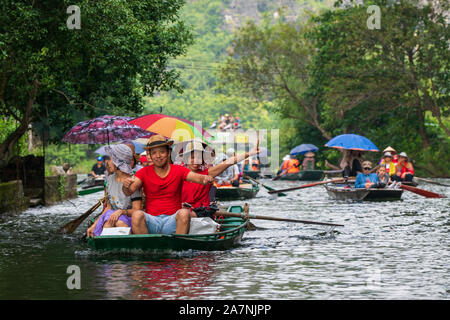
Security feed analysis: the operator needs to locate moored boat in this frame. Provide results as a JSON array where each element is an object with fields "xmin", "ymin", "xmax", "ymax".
[
  {"xmin": 324, "ymin": 183, "xmax": 403, "ymax": 201},
  {"xmin": 215, "ymin": 183, "xmax": 259, "ymax": 201},
  {"xmin": 279, "ymin": 170, "xmax": 324, "ymax": 181},
  {"xmin": 87, "ymin": 205, "xmax": 248, "ymax": 251}
]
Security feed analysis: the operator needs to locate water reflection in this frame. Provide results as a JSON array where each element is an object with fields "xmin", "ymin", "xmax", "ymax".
[
  {"xmin": 91, "ymin": 254, "xmax": 217, "ymax": 300},
  {"xmin": 0, "ymin": 178, "xmax": 448, "ymax": 299}
]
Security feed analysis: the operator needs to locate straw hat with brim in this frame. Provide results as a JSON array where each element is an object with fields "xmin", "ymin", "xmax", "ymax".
[
  {"xmin": 183, "ymin": 140, "xmax": 205, "ymax": 156},
  {"xmin": 383, "ymin": 152, "xmax": 393, "ymax": 158},
  {"xmin": 305, "ymin": 152, "xmax": 315, "ymax": 158},
  {"xmin": 383, "ymin": 146, "xmax": 397, "ymax": 154},
  {"xmin": 143, "ymin": 134, "xmax": 174, "ymax": 150},
  {"xmin": 398, "ymin": 152, "xmax": 408, "ymax": 158}
]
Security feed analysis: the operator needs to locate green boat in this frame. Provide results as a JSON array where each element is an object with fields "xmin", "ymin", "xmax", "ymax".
[
  {"xmin": 78, "ymin": 177, "xmax": 105, "ymax": 196},
  {"xmin": 78, "ymin": 186, "xmax": 104, "ymax": 196},
  {"xmin": 279, "ymin": 170, "xmax": 324, "ymax": 181},
  {"xmin": 87, "ymin": 205, "xmax": 248, "ymax": 251},
  {"xmin": 215, "ymin": 183, "xmax": 259, "ymax": 201},
  {"xmin": 243, "ymin": 170, "xmax": 260, "ymax": 179}
]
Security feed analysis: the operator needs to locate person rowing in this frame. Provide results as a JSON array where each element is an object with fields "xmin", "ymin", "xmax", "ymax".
[
  {"xmin": 181, "ymin": 139, "xmax": 260, "ymax": 214},
  {"xmin": 121, "ymin": 135, "xmax": 214, "ymax": 235}
]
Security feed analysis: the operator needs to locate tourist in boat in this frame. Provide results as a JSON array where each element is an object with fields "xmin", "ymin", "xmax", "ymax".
[
  {"xmin": 251, "ymin": 157, "xmax": 260, "ymax": 171},
  {"xmin": 86, "ymin": 144, "xmax": 143, "ymax": 237},
  {"xmin": 381, "ymin": 146, "xmax": 398, "ymax": 164},
  {"xmin": 214, "ymin": 152, "xmax": 240, "ymax": 187},
  {"xmin": 380, "ymin": 152, "xmax": 396, "ymax": 179},
  {"xmin": 392, "ymin": 152, "xmax": 415, "ymax": 182},
  {"xmin": 121, "ymin": 135, "xmax": 214, "ymax": 235},
  {"xmin": 341, "ymin": 150, "xmax": 363, "ymax": 178},
  {"xmin": 181, "ymin": 139, "xmax": 260, "ymax": 212},
  {"xmin": 355, "ymin": 161, "xmax": 378, "ymax": 189},
  {"xmin": 376, "ymin": 166, "xmax": 390, "ymax": 188},
  {"xmin": 301, "ymin": 152, "xmax": 315, "ymax": 170},
  {"xmin": 90, "ymin": 156, "xmax": 106, "ymax": 178},
  {"xmin": 277, "ymin": 155, "xmax": 300, "ymax": 175},
  {"xmin": 325, "ymin": 150, "xmax": 363, "ymax": 178}
]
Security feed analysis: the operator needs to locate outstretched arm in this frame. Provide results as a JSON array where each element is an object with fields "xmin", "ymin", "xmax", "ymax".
[{"xmin": 208, "ymin": 144, "xmax": 260, "ymax": 178}]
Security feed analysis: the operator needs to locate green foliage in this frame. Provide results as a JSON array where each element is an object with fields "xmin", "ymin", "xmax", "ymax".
[
  {"xmin": 221, "ymin": 0, "xmax": 449, "ymax": 175},
  {"xmin": 0, "ymin": 0, "xmax": 192, "ymax": 167}
]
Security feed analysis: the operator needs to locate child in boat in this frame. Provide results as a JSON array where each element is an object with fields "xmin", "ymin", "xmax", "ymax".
[
  {"xmin": 375, "ymin": 166, "xmax": 390, "ymax": 188},
  {"xmin": 86, "ymin": 144, "xmax": 142, "ymax": 237}
]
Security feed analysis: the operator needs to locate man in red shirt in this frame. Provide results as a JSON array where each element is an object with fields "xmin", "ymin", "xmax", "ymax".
[{"xmin": 122, "ymin": 135, "xmax": 213, "ymax": 234}]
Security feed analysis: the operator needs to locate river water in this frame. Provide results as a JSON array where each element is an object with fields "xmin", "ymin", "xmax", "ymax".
[{"xmin": 0, "ymin": 179, "xmax": 448, "ymax": 300}]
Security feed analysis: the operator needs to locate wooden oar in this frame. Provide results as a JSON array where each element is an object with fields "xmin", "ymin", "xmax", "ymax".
[
  {"xmin": 414, "ymin": 177, "xmax": 450, "ymax": 187},
  {"xmin": 268, "ymin": 178, "xmax": 346, "ymax": 194},
  {"xmin": 58, "ymin": 196, "xmax": 106, "ymax": 234},
  {"xmin": 214, "ymin": 210, "xmax": 344, "ymax": 227},
  {"xmin": 400, "ymin": 184, "xmax": 446, "ymax": 198},
  {"xmin": 244, "ymin": 174, "xmax": 287, "ymax": 197}
]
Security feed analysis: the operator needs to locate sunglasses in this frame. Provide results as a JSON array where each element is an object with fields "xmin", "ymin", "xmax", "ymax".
[{"xmin": 363, "ymin": 167, "xmax": 372, "ymax": 170}]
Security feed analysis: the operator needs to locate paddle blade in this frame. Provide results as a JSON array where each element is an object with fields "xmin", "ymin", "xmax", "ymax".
[{"xmin": 400, "ymin": 184, "xmax": 446, "ymax": 198}]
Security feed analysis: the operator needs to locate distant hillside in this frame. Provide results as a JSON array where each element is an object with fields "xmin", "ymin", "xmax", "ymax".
[{"xmin": 143, "ymin": 0, "xmax": 335, "ymax": 129}]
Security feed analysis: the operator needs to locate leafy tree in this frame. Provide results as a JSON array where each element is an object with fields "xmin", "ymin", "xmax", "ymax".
[
  {"xmin": 0, "ymin": 0, "xmax": 192, "ymax": 167},
  {"xmin": 311, "ymin": 0, "xmax": 449, "ymax": 175}
]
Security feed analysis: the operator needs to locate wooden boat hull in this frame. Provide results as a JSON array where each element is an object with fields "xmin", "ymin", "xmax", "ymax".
[
  {"xmin": 324, "ymin": 184, "xmax": 403, "ymax": 201},
  {"xmin": 279, "ymin": 170, "xmax": 324, "ymax": 181},
  {"xmin": 87, "ymin": 205, "xmax": 248, "ymax": 251},
  {"xmin": 215, "ymin": 184, "xmax": 259, "ymax": 201}
]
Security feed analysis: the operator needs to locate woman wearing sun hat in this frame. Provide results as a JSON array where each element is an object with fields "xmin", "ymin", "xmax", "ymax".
[
  {"xmin": 86, "ymin": 144, "xmax": 143, "ymax": 237},
  {"xmin": 181, "ymin": 139, "xmax": 260, "ymax": 210},
  {"xmin": 302, "ymin": 152, "xmax": 315, "ymax": 170},
  {"xmin": 392, "ymin": 152, "xmax": 415, "ymax": 182},
  {"xmin": 380, "ymin": 152, "xmax": 396, "ymax": 178}
]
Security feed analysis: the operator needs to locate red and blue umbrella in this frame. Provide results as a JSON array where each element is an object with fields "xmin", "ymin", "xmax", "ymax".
[
  {"xmin": 62, "ymin": 115, "xmax": 151, "ymax": 145},
  {"xmin": 325, "ymin": 134, "xmax": 379, "ymax": 152},
  {"xmin": 290, "ymin": 144, "xmax": 319, "ymax": 156}
]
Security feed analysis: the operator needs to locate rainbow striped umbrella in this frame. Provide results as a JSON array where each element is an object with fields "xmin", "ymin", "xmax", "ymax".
[{"xmin": 129, "ymin": 114, "xmax": 212, "ymax": 144}]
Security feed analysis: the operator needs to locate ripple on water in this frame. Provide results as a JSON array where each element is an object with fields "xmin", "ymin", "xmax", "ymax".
[{"xmin": 0, "ymin": 179, "xmax": 449, "ymax": 299}]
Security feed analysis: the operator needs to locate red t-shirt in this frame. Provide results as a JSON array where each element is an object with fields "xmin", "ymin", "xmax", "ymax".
[
  {"xmin": 181, "ymin": 168, "xmax": 211, "ymax": 208},
  {"xmin": 135, "ymin": 164, "xmax": 190, "ymax": 216}
]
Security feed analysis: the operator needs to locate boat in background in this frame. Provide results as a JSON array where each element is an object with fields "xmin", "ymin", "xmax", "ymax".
[
  {"xmin": 215, "ymin": 183, "xmax": 259, "ymax": 201},
  {"xmin": 324, "ymin": 182, "xmax": 403, "ymax": 201},
  {"xmin": 279, "ymin": 170, "xmax": 324, "ymax": 181}
]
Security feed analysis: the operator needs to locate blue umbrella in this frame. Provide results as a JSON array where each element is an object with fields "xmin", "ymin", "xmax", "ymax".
[
  {"xmin": 290, "ymin": 144, "xmax": 319, "ymax": 156},
  {"xmin": 325, "ymin": 134, "xmax": 379, "ymax": 152},
  {"xmin": 95, "ymin": 141, "xmax": 145, "ymax": 155}
]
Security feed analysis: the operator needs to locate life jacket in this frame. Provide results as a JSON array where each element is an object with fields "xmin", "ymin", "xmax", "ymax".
[
  {"xmin": 286, "ymin": 159, "xmax": 300, "ymax": 173},
  {"xmin": 251, "ymin": 159, "xmax": 260, "ymax": 171}
]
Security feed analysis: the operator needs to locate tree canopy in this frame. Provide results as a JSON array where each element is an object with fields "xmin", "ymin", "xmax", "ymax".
[{"xmin": 0, "ymin": 0, "xmax": 192, "ymax": 167}]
